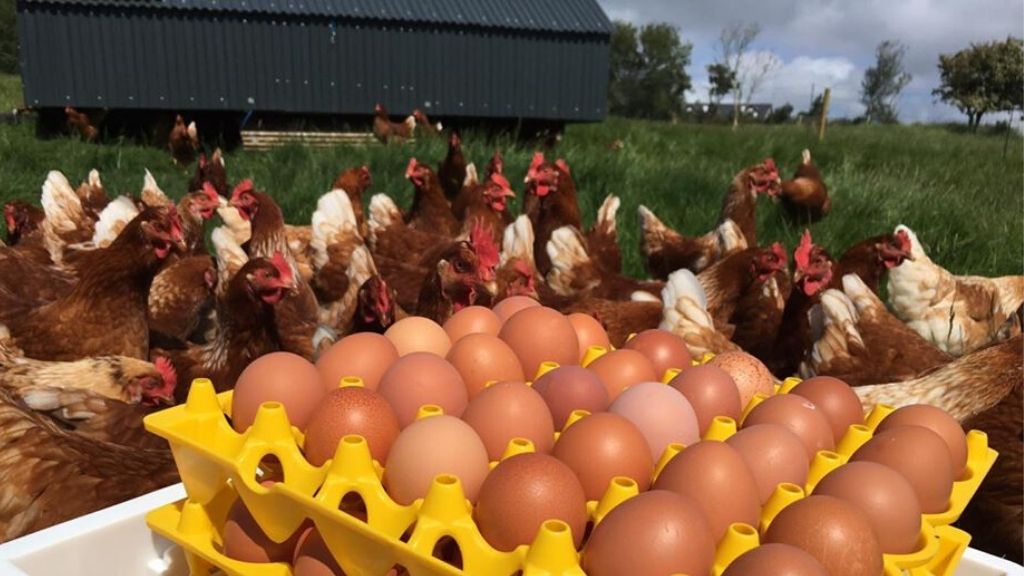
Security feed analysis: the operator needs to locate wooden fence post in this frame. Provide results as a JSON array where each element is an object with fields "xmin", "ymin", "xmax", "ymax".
[{"xmin": 818, "ymin": 88, "xmax": 832, "ymax": 141}]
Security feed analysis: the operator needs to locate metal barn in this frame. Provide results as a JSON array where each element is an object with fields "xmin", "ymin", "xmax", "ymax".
[{"xmin": 15, "ymin": 0, "xmax": 612, "ymax": 123}]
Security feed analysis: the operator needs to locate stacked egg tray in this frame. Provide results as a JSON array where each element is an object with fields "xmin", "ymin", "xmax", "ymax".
[{"xmin": 143, "ymin": 350, "xmax": 997, "ymax": 576}]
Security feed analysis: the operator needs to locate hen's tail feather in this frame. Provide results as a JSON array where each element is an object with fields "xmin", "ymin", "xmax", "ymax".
[
  {"xmin": 91, "ymin": 196, "xmax": 140, "ymax": 247},
  {"xmin": 463, "ymin": 163, "xmax": 479, "ymax": 188},
  {"xmin": 596, "ymin": 194, "xmax": 621, "ymax": 235},
  {"xmin": 142, "ymin": 169, "xmax": 170, "ymax": 207},
  {"xmin": 637, "ymin": 205, "xmax": 673, "ymax": 250},
  {"xmin": 715, "ymin": 219, "xmax": 748, "ymax": 256},
  {"xmin": 212, "ymin": 226, "xmax": 248, "ymax": 293},
  {"xmin": 87, "ymin": 169, "xmax": 102, "ymax": 190},
  {"xmin": 501, "ymin": 215, "xmax": 535, "ymax": 268},
  {"xmin": 41, "ymin": 170, "xmax": 84, "ymax": 233},
  {"xmin": 658, "ymin": 269, "xmax": 735, "ymax": 356},
  {"xmin": 216, "ymin": 199, "xmax": 252, "ymax": 246},
  {"xmin": 802, "ymin": 287, "xmax": 864, "ymax": 378},
  {"xmin": 186, "ymin": 121, "xmax": 198, "ymax": 141},
  {"xmin": 368, "ymin": 193, "xmax": 402, "ymax": 245},
  {"xmin": 546, "ymin": 226, "xmax": 593, "ymax": 296},
  {"xmin": 310, "ymin": 189, "xmax": 359, "ymax": 270}
]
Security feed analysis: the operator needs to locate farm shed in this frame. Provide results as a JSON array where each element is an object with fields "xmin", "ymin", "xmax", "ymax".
[{"xmin": 15, "ymin": 0, "xmax": 613, "ymax": 124}]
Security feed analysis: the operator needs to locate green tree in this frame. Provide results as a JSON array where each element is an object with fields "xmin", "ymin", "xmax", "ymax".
[
  {"xmin": 608, "ymin": 21, "xmax": 643, "ymax": 117},
  {"xmin": 767, "ymin": 103, "xmax": 794, "ymax": 124},
  {"xmin": 706, "ymin": 62, "xmax": 735, "ymax": 106},
  {"xmin": 0, "ymin": 0, "xmax": 17, "ymax": 73},
  {"xmin": 934, "ymin": 37, "xmax": 1024, "ymax": 131},
  {"xmin": 861, "ymin": 40, "xmax": 912, "ymax": 123},
  {"xmin": 607, "ymin": 21, "xmax": 692, "ymax": 120}
]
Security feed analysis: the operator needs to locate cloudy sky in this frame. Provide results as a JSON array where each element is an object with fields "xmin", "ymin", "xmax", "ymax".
[{"xmin": 597, "ymin": 0, "xmax": 1024, "ymax": 122}]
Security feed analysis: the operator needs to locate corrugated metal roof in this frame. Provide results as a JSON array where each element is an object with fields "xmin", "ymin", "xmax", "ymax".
[{"xmin": 20, "ymin": 0, "xmax": 613, "ymax": 34}]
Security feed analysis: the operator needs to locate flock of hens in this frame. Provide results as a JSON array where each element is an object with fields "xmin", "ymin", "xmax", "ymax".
[{"xmin": 0, "ymin": 108, "xmax": 1021, "ymax": 561}]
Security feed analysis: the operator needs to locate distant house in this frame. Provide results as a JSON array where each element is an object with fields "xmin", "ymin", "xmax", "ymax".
[
  {"xmin": 685, "ymin": 102, "xmax": 775, "ymax": 120},
  {"xmin": 15, "ymin": 0, "xmax": 612, "ymax": 126}
]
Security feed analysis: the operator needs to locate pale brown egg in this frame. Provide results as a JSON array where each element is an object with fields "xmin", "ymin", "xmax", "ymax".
[
  {"xmin": 790, "ymin": 376, "xmax": 864, "ymax": 443},
  {"xmin": 586, "ymin": 349, "xmax": 658, "ymax": 401},
  {"xmin": 609, "ymin": 382, "xmax": 700, "ymax": 461},
  {"xmin": 622, "ymin": 329, "xmax": 693, "ymax": 380},
  {"xmin": 384, "ymin": 316, "xmax": 451, "ymax": 357},
  {"xmin": 303, "ymin": 387, "xmax": 400, "ymax": 466},
  {"xmin": 668, "ymin": 364, "xmax": 742, "ymax": 434},
  {"xmin": 499, "ymin": 306, "xmax": 579, "ymax": 379},
  {"xmin": 552, "ymin": 412, "xmax": 654, "ymax": 501},
  {"xmin": 764, "ymin": 495, "xmax": 884, "ymax": 576},
  {"xmin": 723, "ymin": 544, "xmax": 828, "ymax": 576},
  {"xmin": 876, "ymin": 404, "xmax": 967, "ymax": 478},
  {"xmin": 708, "ymin": 351, "xmax": 775, "ymax": 407},
  {"xmin": 727, "ymin": 424, "xmax": 810, "ymax": 504},
  {"xmin": 376, "ymin": 352, "xmax": 468, "ymax": 427},
  {"xmin": 446, "ymin": 334, "xmax": 525, "ymax": 399},
  {"xmin": 315, "ymin": 332, "xmax": 399, "ymax": 392},
  {"xmin": 567, "ymin": 313, "xmax": 611, "ymax": 361},
  {"xmin": 223, "ymin": 495, "xmax": 303, "ymax": 563},
  {"xmin": 851, "ymin": 425, "xmax": 954, "ymax": 513},
  {"xmin": 653, "ymin": 440, "xmax": 761, "ymax": 542},
  {"xmin": 743, "ymin": 394, "xmax": 835, "ymax": 459},
  {"xmin": 292, "ymin": 527, "xmax": 343, "ymax": 576},
  {"xmin": 474, "ymin": 453, "xmax": 588, "ymax": 551},
  {"xmin": 582, "ymin": 490, "xmax": 715, "ymax": 576},
  {"xmin": 814, "ymin": 462, "xmax": 922, "ymax": 554},
  {"xmin": 461, "ymin": 381, "xmax": 555, "ymax": 460},
  {"xmin": 531, "ymin": 365, "xmax": 610, "ymax": 430},
  {"xmin": 383, "ymin": 415, "xmax": 490, "ymax": 504},
  {"xmin": 232, "ymin": 352, "xmax": 325, "ymax": 432},
  {"xmin": 492, "ymin": 295, "xmax": 541, "ymax": 322},
  {"xmin": 442, "ymin": 306, "xmax": 502, "ymax": 342}
]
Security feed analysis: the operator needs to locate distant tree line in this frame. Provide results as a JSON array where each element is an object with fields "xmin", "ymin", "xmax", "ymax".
[{"xmin": 0, "ymin": 0, "xmax": 16, "ymax": 73}]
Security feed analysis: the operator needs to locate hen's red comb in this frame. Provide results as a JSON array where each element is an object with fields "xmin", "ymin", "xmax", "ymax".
[
  {"xmin": 555, "ymin": 158, "xmax": 571, "ymax": 175},
  {"xmin": 763, "ymin": 158, "xmax": 778, "ymax": 174},
  {"xmin": 269, "ymin": 251, "xmax": 294, "ymax": 286},
  {"xmin": 895, "ymin": 229, "xmax": 912, "ymax": 253},
  {"xmin": 770, "ymin": 241, "xmax": 788, "ymax": 265},
  {"xmin": 405, "ymin": 158, "xmax": 419, "ymax": 179},
  {"xmin": 489, "ymin": 172, "xmax": 511, "ymax": 191},
  {"xmin": 201, "ymin": 182, "xmax": 220, "ymax": 202},
  {"xmin": 375, "ymin": 277, "xmax": 392, "ymax": 312},
  {"xmin": 469, "ymin": 221, "xmax": 500, "ymax": 272},
  {"xmin": 154, "ymin": 356, "xmax": 178, "ymax": 389},
  {"xmin": 794, "ymin": 229, "xmax": 813, "ymax": 270},
  {"xmin": 231, "ymin": 179, "xmax": 254, "ymax": 202}
]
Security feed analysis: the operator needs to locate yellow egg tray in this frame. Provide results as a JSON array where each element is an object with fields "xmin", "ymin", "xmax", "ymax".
[{"xmin": 144, "ymin": 350, "xmax": 996, "ymax": 576}]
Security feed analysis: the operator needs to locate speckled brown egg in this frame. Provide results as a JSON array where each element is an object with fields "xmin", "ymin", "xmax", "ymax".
[
  {"xmin": 474, "ymin": 453, "xmax": 588, "ymax": 551},
  {"xmin": 582, "ymin": 490, "xmax": 715, "ymax": 576},
  {"xmin": 552, "ymin": 412, "xmax": 654, "ymax": 501},
  {"xmin": 851, "ymin": 425, "xmax": 953, "ymax": 513},
  {"xmin": 376, "ymin": 352, "xmax": 468, "ymax": 427},
  {"xmin": 384, "ymin": 316, "xmax": 452, "ymax": 357},
  {"xmin": 492, "ymin": 295, "xmax": 541, "ymax": 322},
  {"xmin": 727, "ymin": 424, "xmax": 810, "ymax": 504},
  {"xmin": 531, "ymin": 365, "xmax": 610, "ymax": 430},
  {"xmin": 586, "ymin": 349, "xmax": 659, "ymax": 401},
  {"xmin": 383, "ymin": 415, "xmax": 490, "ymax": 504},
  {"xmin": 443, "ymin": 306, "xmax": 502, "ymax": 342},
  {"xmin": 461, "ymin": 381, "xmax": 555, "ymax": 460},
  {"xmin": 446, "ymin": 334, "xmax": 525, "ymax": 399},
  {"xmin": 499, "ymin": 306, "xmax": 579, "ymax": 379},
  {"xmin": 232, "ymin": 352, "xmax": 326, "ymax": 432},
  {"xmin": 316, "ymin": 332, "xmax": 399, "ymax": 392},
  {"xmin": 876, "ymin": 404, "xmax": 967, "ymax": 478},
  {"xmin": 653, "ymin": 440, "xmax": 761, "ymax": 542},
  {"xmin": 708, "ymin": 351, "xmax": 775, "ymax": 407},
  {"xmin": 814, "ymin": 462, "xmax": 922, "ymax": 554},
  {"xmin": 723, "ymin": 544, "xmax": 828, "ymax": 576},
  {"xmin": 669, "ymin": 364, "xmax": 742, "ymax": 434},
  {"xmin": 223, "ymin": 495, "xmax": 303, "ymax": 563},
  {"xmin": 567, "ymin": 312, "xmax": 611, "ymax": 361},
  {"xmin": 790, "ymin": 376, "xmax": 864, "ymax": 443},
  {"xmin": 743, "ymin": 394, "xmax": 835, "ymax": 459},
  {"xmin": 764, "ymin": 495, "xmax": 884, "ymax": 576},
  {"xmin": 609, "ymin": 382, "xmax": 700, "ymax": 461},
  {"xmin": 303, "ymin": 386, "xmax": 400, "ymax": 466},
  {"xmin": 622, "ymin": 329, "xmax": 693, "ymax": 380},
  {"xmin": 292, "ymin": 527, "xmax": 343, "ymax": 576}
]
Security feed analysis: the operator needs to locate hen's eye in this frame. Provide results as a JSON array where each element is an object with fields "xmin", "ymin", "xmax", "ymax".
[{"xmin": 454, "ymin": 260, "xmax": 469, "ymax": 273}]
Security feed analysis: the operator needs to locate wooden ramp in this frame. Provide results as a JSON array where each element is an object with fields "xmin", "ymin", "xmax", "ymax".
[{"xmin": 241, "ymin": 130, "xmax": 388, "ymax": 150}]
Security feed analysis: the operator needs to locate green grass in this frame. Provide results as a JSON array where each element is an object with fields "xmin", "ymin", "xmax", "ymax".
[
  {"xmin": 0, "ymin": 72, "xmax": 21, "ymax": 111},
  {"xmin": 0, "ymin": 103, "xmax": 1021, "ymax": 278}
]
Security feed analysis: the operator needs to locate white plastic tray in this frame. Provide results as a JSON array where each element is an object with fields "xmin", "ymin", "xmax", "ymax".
[{"xmin": 0, "ymin": 483, "xmax": 1020, "ymax": 575}]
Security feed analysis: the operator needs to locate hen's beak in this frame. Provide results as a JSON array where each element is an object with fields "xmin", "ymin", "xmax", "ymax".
[{"xmin": 793, "ymin": 268, "xmax": 805, "ymax": 284}]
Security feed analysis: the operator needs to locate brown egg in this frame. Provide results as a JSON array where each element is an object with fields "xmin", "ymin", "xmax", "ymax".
[
  {"xmin": 442, "ymin": 306, "xmax": 502, "ymax": 342},
  {"xmin": 376, "ymin": 352, "xmax": 468, "ymax": 428},
  {"xmin": 461, "ymin": 381, "xmax": 555, "ymax": 460},
  {"xmin": 384, "ymin": 415, "xmax": 490, "ymax": 504},
  {"xmin": 499, "ymin": 306, "xmax": 579, "ymax": 378},
  {"xmin": 474, "ymin": 453, "xmax": 588, "ymax": 551},
  {"xmin": 552, "ymin": 412, "xmax": 654, "ymax": 500},
  {"xmin": 622, "ymin": 329, "xmax": 693, "ymax": 380},
  {"xmin": 316, "ymin": 332, "xmax": 398, "ymax": 392},
  {"xmin": 723, "ymin": 544, "xmax": 828, "ymax": 576},
  {"xmin": 765, "ymin": 495, "xmax": 884, "ymax": 576},
  {"xmin": 743, "ymin": 394, "xmax": 835, "ymax": 459},
  {"xmin": 446, "ymin": 334, "xmax": 525, "ymax": 399},
  {"xmin": 851, "ymin": 425, "xmax": 954, "ymax": 513},
  {"xmin": 223, "ymin": 495, "xmax": 303, "ymax": 563},
  {"xmin": 790, "ymin": 376, "xmax": 864, "ymax": 442},
  {"xmin": 814, "ymin": 462, "xmax": 922, "ymax": 554},
  {"xmin": 384, "ymin": 316, "xmax": 451, "ymax": 357},
  {"xmin": 653, "ymin": 440, "xmax": 761, "ymax": 542},
  {"xmin": 293, "ymin": 527, "xmax": 343, "ymax": 576},
  {"xmin": 232, "ymin": 352, "xmax": 325, "ymax": 432},
  {"xmin": 669, "ymin": 364, "xmax": 742, "ymax": 434},
  {"xmin": 567, "ymin": 312, "xmax": 611, "ymax": 361},
  {"xmin": 303, "ymin": 387, "xmax": 400, "ymax": 466},
  {"xmin": 727, "ymin": 424, "xmax": 810, "ymax": 504},
  {"xmin": 492, "ymin": 295, "xmax": 541, "ymax": 322},
  {"xmin": 876, "ymin": 404, "xmax": 967, "ymax": 478},
  {"xmin": 609, "ymin": 382, "xmax": 700, "ymax": 461},
  {"xmin": 709, "ymin": 351, "xmax": 775, "ymax": 407},
  {"xmin": 582, "ymin": 490, "xmax": 715, "ymax": 576},
  {"xmin": 586, "ymin": 349, "xmax": 659, "ymax": 401},
  {"xmin": 531, "ymin": 365, "xmax": 610, "ymax": 429}
]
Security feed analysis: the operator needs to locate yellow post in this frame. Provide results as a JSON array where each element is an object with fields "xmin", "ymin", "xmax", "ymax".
[{"xmin": 818, "ymin": 87, "xmax": 832, "ymax": 141}]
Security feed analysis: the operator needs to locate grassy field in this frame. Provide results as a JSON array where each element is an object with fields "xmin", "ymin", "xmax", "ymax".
[{"xmin": 0, "ymin": 72, "xmax": 1021, "ymax": 278}]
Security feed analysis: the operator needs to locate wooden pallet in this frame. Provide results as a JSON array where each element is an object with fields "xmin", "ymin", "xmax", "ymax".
[{"xmin": 241, "ymin": 130, "xmax": 394, "ymax": 150}]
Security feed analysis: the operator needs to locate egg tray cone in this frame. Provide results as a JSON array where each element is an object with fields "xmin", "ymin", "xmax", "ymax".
[{"xmin": 143, "ymin": 352, "xmax": 996, "ymax": 576}]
